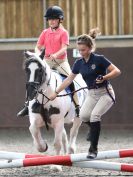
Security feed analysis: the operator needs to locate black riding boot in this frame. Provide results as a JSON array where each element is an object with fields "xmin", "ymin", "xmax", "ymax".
[
  {"xmin": 87, "ymin": 121, "xmax": 101, "ymax": 159},
  {"xmin": 17, "ymin": 103, "xmax": 28, "ymax": 117}
]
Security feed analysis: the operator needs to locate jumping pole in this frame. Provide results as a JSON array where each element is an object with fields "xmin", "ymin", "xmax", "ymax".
[
  {"xmin": 0, "ymin": 149, "xmax": 133, "ymax": 161},
  {"xmin": 0, "ymin": 157, "xmax": 133, "ymax": 172},
  {"xmin": 0, "ymin": 149, "xmax": 133, "ymax": 172}
]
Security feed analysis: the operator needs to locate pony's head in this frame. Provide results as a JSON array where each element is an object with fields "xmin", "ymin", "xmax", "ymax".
[{"xmin": 23, "ymin": 51, "xmax": 46, "ymax": 101}]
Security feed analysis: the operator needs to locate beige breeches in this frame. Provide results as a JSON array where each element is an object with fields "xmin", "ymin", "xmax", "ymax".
[
  {"xmin": 80, "ymin": 85, "xmax": 115, "ymax": 122},
  {"xmin": 44, "ymin": 58, "xmax": 71, "ymax": 76}
]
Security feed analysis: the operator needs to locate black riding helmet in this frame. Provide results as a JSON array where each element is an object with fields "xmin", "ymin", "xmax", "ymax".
[{"xmin": 44, "ymin": 6, "xmax": 64, "ymax": 20}]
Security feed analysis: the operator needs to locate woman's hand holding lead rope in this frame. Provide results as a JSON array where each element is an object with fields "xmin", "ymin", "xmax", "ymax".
[{"xmin": 49, "ymin": 91, "xmax": 58, "ymax": 100}]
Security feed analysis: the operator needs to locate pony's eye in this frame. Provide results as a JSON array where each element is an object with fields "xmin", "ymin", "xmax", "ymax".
[
  {"xmin": 38, "ymin": 68, "xmax": 42, "ymax": 73},
  {"xmin": 25, "ymin": 68, "xmax": 30, "ymax": 73}
]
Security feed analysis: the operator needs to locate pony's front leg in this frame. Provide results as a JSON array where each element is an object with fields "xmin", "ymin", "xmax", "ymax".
[
  {"xmin": 53, "ymin": 121, "xmax": 64, "ymax": 155},
  {"xmin": 28, "ymin": 101, "xmax": 48, "ymax": 152},
  {"xmin": 62, "ymin": 128, "xmax": 68, "ymax": 154},
  {"xmin": 29, "ymin": 123, "xmax": 48, "ymax": 152},
  {"xmin": 69, "ymin": 118, "xmax": 82, "ymax": 154},
  {"xmin": 50, "ymin": 118, "xmax": 64, "ymax": 171}
]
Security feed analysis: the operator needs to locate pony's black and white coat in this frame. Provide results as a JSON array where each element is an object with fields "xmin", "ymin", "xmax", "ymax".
[{"xmin": 24, "ymin": 51, "xmax": 87, "ymax": 170}]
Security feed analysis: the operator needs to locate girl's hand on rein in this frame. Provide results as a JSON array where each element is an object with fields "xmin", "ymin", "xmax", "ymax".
[
  {"xmin": 49, "ymin": 54, "xmax": 57, "ymax": 60},
  {"xmin": 49, "ymin": 92, "xmax": 58, "ymax": 101}
]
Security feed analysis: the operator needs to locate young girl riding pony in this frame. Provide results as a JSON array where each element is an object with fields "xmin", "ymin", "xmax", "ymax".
[{"xmin": 17, "ymin": 6, "xmax": 79, "ymax": 117}]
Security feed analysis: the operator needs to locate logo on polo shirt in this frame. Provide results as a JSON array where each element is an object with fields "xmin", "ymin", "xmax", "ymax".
[{"xmin": 91, "ymin": 64, "xmax": 96, "ymax": 70}]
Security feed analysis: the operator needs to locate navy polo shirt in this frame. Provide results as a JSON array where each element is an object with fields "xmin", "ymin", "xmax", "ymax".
[{"xmin": 72, "ymin": 53, "xmax": 111, "ymax": 88}]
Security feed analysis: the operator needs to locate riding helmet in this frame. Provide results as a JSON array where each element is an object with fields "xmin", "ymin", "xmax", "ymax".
[{"xmin": 44, "ymin": 6, "xmax": 64, "ymax": 20}]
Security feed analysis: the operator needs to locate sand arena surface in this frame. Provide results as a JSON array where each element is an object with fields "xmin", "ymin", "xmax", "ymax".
[{"xmin": 0, "ymin": 126, "xmax": 133, "ymax": 177}]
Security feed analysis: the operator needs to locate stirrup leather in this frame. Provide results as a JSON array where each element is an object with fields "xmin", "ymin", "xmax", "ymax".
[{"xmin": 75, "ymin": 105, "xmax": 80, "ymax": 117}]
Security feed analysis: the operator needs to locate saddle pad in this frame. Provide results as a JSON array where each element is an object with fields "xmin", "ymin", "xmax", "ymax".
[{"xmin": 60, "ymin": 74, "xmax": 71, "ymax": 94}]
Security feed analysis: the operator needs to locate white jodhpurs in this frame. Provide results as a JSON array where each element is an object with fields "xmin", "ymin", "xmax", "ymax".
[{"xmin": 80, "ymin": 84, "xmax": 115, "ymax": 123}]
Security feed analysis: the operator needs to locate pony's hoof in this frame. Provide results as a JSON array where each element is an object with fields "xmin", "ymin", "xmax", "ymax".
[
  {"xmin": 36, "ymin": 142, "xmax": 48, "ymax": 152},
  {"xmin": 68, "ymin": 146, "xmax": 76, "ymax": 154},
  {"xmin": 44, "ymin": 143, "xmax": 48, "ymax": 152},
  {"xmin": 50, "ymin": 165, "xmax": 62, "ymax": 172}
]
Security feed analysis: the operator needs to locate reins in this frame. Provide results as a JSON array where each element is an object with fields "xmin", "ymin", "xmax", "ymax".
[
  {"xmin": 37, "ymin": 86, "xmax": 88, "ymax": 107},
  {"xmin": 37, "ymin": 89, "xmax": 51, "ymax": 106},
  {"xmin": 56, "ymin": 86, "xmax": 88, "ymax": 97}
]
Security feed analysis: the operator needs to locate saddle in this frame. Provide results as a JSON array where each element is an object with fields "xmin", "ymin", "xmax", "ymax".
[{"xmin": 60, "ymin": 74, "xmax": 74, "ymax": 96}]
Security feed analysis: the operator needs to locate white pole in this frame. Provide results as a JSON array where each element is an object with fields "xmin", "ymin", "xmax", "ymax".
[
  {"xmin": 0, "ymin": 159, "xmax": 23, "ymax": 168},
  {"xmin": 0, "ymin": 151, "xmax": 25, "ymax": 160},
  {"xmin": 0, "ymin": 151, "xmax": 48, "ymax": 160}
]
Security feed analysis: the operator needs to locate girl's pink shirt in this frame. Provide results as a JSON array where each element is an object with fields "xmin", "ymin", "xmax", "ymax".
[{"xmin": 37, "ymin": 27, "xmax": 69, "ymax": 59}]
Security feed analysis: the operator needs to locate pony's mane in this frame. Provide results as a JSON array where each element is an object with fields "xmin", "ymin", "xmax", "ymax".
[
  {"xmin": 23, "ymin": 56, "xmax": 46, "ymax": 85},
  {"xmin": 23, "ymin": 56, "xmax": 42, "ymax": 70}
]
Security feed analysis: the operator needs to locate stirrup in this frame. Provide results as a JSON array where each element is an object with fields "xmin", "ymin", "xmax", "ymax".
[{"xmin": 17, "ymin": 106, "xmax": 28, "ymax": 117}]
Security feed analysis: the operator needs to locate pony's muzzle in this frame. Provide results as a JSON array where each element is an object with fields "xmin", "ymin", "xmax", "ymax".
[{"xmin": 26, "ymin": 82, "xmax": 39, "ymax": 101}]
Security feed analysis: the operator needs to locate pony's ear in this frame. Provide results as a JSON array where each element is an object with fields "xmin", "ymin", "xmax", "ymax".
[
  {"xmin": 24, "ymin": 50, "xmax": 34, "ymax": 58},
  {"xmin": 24, "ymin": 50, "xmax": 30, "ymax": 58},
  {"xmin": 39, "ymin": 49, "xmax": 45, "ymax": 60}
]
